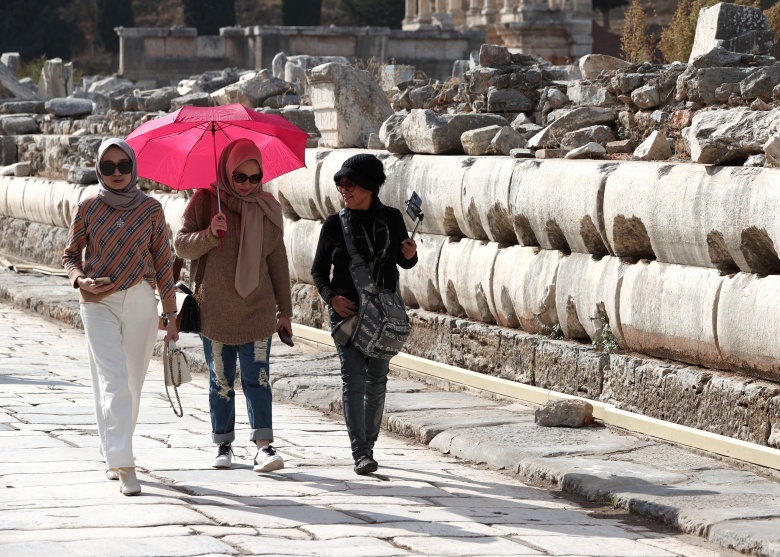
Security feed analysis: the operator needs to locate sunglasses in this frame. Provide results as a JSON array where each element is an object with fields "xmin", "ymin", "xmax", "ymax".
[
  {"xmin": 233, "ymin": 172, "xmax": 263, "ymax": 184},
  {"xmin": 99, "ymin": 161, "xmax": 133, "ymax": 176},
  {"xmin": 336, "ymin": 178, "xmax": 357, "ymax": 192}
]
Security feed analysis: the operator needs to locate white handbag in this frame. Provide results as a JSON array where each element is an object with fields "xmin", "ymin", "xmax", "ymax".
[{"xmin": 163, "ymin": 340, "xmax": 191, "ymax": 417}]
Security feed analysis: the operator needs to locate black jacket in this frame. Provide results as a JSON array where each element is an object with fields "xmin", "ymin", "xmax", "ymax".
[{"xmin": 311, "ymin": 199, "xmax": 418, "ymax": 307}]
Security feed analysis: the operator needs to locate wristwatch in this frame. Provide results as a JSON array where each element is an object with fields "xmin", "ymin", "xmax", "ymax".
[{"xmin": 161, "ymin": 311, "xmax": 177, "ymax": 325}]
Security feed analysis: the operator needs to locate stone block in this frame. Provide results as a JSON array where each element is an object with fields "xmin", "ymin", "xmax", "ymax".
[
  {"xmin": 38, "ymin": 58, "xmax": 72, "ymax": 100},
  {"xmin": 566, "ymin": 84, "xmax": 616, "ymax": 107},
  {"xmin": 402, "ymin": 109, "xmax": 508, "ymax": 155},
  {"xmin": 460, "ymin": 156, "xmax": 517, "ymax": 242},
  {"xmin": 271, "ymin": 147, "xmax": 326, "ymax": 221},
  {"xmin": 45, "ymin": 98, "xmax": 93, "ymax": 117},
  {"xmin": 689, "ymin": 2, "xmax": 774, "ymax": 63},
  {"xmin": 379, "ymin": 153, "xmax": 469, "ymax": 237},
  {"xmin": 534, "ymin": 339, "xmax": 607, "ymax": 398},
  {"xmin": 438, "ymin": 238, "xmax": 500, "ymax": 323},
  {"xmin": 283, "ymin": 217, "xmax": 322, "ymax": 284},
  {"xmin": 555, "ymin": 253, "xmax": 626, "ymax": 344},
  {"xmin": 604, "ymin": 355, "xmax": 778, "ymax": 445},
  {"xmin": 619, "ymin": 261, "xmax": 724, "ymax": 369},
  {"xmin": 1, "ymin": 53, "xmax": 20, "ymax": 76},
  {"xmin": 461, "ymin": 125, "xmax": 502, "ymax": 156},
  {"xmin": 379, "ymin": 113, "xmax": 410, "ymax": 154},
  {"xmin": 486, "ymin": 87, "xmax": 535, "ymax": 112},
  {"xmin": 560, "ymin": 125, "xmax": 615, "ymax": 150},
  {"xmin": 529, "ymin": 107, "xmax": 616, "ymax": 149},
  {"xmin": 491, "ymin": 126, "xmax": 527, "ymax": 155},
  {"xmin": 309, "ymin": 63, "xmax": 393, "ymax": 149},
  {"xmin": 509, "ymin": 159, "xmax": 613, "ymax": 256},
  {"xmin": 0, "ymin": 136, "xmax": 17, "ymax": 166},
  {"xmin": 578, "ymin": 54, "xmax": 631, "ymax": 80},
  {"xmin": 0, "ymin": 115, "xmax": 39, "ymax": 135},
  {"xmin": 534, "ymin": 149, "xmax": 569, "ymax": 159},
  {"xmin": 400, "ymin": 233, "xmax": 447, "ymax": 313},
  {"xmin": 196, "ymin": 36, "xmax": 226, "ymax": 58},
  {"xmin": 717, "ymin": 273, "xmax": 780, "ymax": 381},
  {"xmin": 491, "ymin": 246, "xmax": 563, "ymax": 333},
  {"xmin": 0, "ymin": 101, "xmax": 45, "ymax": 115},
  {"xmin": 688, "ymin": 106, "xmax": 780, "ymax": 165}
]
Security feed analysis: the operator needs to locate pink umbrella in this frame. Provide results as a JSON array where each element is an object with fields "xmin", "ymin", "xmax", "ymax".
[{"xmin": 125, "ymin": 103, "xmax": 308, "ymax": 212}]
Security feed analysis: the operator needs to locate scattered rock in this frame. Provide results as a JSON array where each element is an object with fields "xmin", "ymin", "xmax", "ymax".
[
  {"xmin": 510, "ymin": 148, "xmax": 535, "ymax": 158},
  {"xmin": 379, "ymin": 113, "xmax": 411, "ymax": 154},
  {"xmin": 462, "ymin": 125, "xmax": 503, "ymax": 156},
  {"xmin": 402, "ymin": 109, "xmax": 507, "ymax": 155},
  {"xmin": 490, "ymin": 126, "xmax": 527, "ymax": 155},
  {"xmin": 565, "ymin": 142, "xmax": 606, "ymax": 159},
  {"xmin": 634, "ymin": 130, "xmax": 673, "ymax": 161},
  {"xmin": 535, "ymin": 399, "xmax": 595, "ymax": 427},
  {"xmin": 606, "ymin": 139, "xmax": 633, "ymax": 154},
  {"xmin": 45, "ymin": 98, "xmax": 94, "ymax": 117},
  {"xmin": 535, "ymin": 148, "xmax": 569, "ymax": 159},
  {"xmin": 579, "ymin": 54, "xmax": 632, "ymax": 80},
  {"xmin": 560, "ymin": 125, "xmax": 615, "ymax": 150}
]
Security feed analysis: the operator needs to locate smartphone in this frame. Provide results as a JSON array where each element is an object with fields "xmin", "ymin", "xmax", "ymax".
[
  {"xmin": 405, "ymin": 192, "xmax": 423, "ymax": 222},
  {"xmin": 93, "ymin": 277, "xmax": 112, "ymax": 285},
  {"xmin": 277, "ymin": 329, "xmax": 294, "ymax": 347}
]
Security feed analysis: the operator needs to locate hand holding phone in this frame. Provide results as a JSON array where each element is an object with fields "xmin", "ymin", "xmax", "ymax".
[{"xmin": 93, "ymin": 277, "xmax": 112, "ymax": 285}]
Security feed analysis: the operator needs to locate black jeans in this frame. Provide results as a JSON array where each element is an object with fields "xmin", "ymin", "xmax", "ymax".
[{"xmin": 330, "ymin": 309, "xmax": 389, "ymax": 462}]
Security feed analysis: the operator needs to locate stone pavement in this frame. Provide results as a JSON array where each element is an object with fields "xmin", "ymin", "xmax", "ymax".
[
  {"xmin": 0, "ymin": 270, "xmax": 779, "ymax": 557},
  {"xmin": 0, "ymin": 302, "xmax": 734, "ymax": 557}
]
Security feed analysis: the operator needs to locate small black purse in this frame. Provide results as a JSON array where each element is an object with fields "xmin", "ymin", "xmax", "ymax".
[{"xmin": 175, "ymin": 282, "xmax": 201, "ymax": 333}]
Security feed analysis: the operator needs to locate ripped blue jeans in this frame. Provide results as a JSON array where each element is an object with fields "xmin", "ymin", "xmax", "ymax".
[{"xmin": 201, "ymin": 336, "xmax": 273, "ymax": 444}]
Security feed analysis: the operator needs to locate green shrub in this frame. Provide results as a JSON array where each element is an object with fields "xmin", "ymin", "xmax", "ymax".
[{"xmin": 621, "ymin": 0, "xmax": 653, "ymax": 63}]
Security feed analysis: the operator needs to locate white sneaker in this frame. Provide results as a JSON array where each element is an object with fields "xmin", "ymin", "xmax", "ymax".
[
  {"xmin": 211, "ymin": 442, "xmax": 233, "ymax": 469},
  {"xmin": 253, "ymin": 445, "xmax": 284, "ymax": 473}
]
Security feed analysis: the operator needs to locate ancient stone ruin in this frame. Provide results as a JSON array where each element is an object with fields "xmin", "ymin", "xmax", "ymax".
[{"xmin": 1, "ymin": 2, "xmax": 780, "ymax": 451}]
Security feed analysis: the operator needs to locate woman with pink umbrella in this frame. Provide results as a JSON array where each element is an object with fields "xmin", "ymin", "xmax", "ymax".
[{"xmin": 174, "ymin": 138, "xmax": 293, "ymax": 473}]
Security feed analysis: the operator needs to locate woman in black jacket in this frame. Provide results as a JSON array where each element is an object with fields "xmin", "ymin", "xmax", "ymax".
[{"xmin": 311, "ymin": 154, "xmax": 417, "ymax": 475}]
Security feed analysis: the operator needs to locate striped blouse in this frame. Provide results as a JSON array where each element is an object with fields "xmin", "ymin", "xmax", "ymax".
[{"xmin": 62, "ymin": 194, "xmax": 176, "ymax": 310}]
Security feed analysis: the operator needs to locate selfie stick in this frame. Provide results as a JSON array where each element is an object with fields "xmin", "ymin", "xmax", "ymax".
[{"xmin": 410, "ymin": 211, "xmax": 424, "ymax": 242}]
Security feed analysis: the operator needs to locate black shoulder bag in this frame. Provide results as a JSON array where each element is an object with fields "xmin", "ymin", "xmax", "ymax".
[{"xmin": 332, "ymin": 208, "xmax": 410, "ymax": 360}]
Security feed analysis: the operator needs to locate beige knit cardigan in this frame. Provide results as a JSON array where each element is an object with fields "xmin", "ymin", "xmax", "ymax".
[{"xmin": 174, "ymin": 189, "xmax": 293, "ymax": 345}]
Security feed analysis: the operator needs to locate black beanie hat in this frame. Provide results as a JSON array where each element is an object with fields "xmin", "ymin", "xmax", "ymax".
[{"xmin": 333, "ymin": 154, "xmax": 386, "ymax": 194}]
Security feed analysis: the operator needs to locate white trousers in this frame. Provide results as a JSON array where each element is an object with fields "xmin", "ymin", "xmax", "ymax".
[{"xmin": 80, "ymin": 281, "xmax": 158, "ymax": 469}]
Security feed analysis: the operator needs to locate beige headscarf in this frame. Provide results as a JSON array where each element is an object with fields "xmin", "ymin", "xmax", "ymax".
[{"xmin": 210, "ymin": 139, "xmax": 284, "ymax": 298}]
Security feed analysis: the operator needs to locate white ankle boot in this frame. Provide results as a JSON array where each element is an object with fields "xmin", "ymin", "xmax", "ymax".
[
  {"xmin": 105, "ymin": 469, "xmax": 119, "ymax": 481},
  {"xmin": 118, "ymin": 467, "xmax": 141, "ymax": 495}
]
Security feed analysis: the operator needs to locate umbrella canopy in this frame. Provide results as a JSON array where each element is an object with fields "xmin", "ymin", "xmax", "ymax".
[{"xmin": 125, "ymin": 104, "xmax": 308, "ymax": 190}]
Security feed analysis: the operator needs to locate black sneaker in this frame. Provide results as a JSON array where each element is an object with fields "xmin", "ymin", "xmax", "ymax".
[
  {"xmin": 211, "ymin": 442, "xmax": 233, "ymax": 469},
  {"xmin": 354, "ymin": 455, "xmax": 378, "ymax": 475}
]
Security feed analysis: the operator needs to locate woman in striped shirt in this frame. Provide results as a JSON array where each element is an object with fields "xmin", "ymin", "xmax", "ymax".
[{"xmin": 63, "ymin": 138, "xmax": 179, "ymax": 496}]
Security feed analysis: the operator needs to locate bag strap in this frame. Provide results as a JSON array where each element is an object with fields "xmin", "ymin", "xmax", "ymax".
[
  {"xmin": 163, "ymin": 342, "xmax": 184, "ymax": 418},
  {"xmin": 339, "ymin": 209, "xmax": 376, "ymax": 292},
  {"xmin": 172, "ymin": 192, "xmax": 211, "ymax": 294}
]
